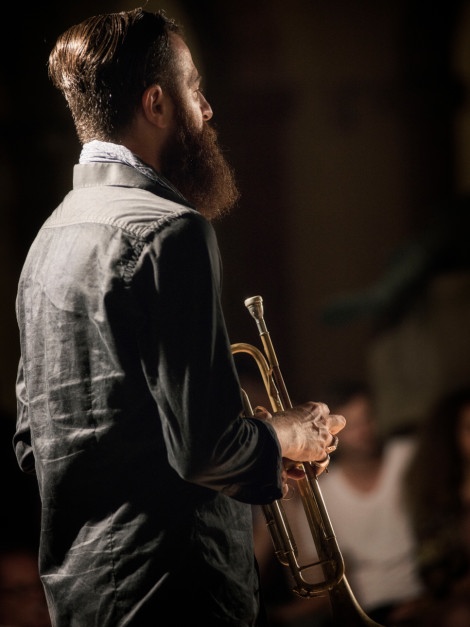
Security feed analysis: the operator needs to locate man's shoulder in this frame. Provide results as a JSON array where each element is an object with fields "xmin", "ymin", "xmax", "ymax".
[
  {"xmin": 72, "ymin": 161, "xmax": 191, "ymax": 206},
  {"xmin": 384, "ymin": 435, "xmax": 416, "ymax": 469},
  {"xmin": 386, "ymin": 434, "xmax": 416, "ymax": 453},
  {"xmin": 52, "ymin": 162, "xmax": 202, "ymax": 239}
]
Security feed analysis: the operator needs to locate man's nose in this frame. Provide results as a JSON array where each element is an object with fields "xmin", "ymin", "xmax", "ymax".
[{"xmin": 201, "ymin": 94, "xmax": 213, "ymax": 121}]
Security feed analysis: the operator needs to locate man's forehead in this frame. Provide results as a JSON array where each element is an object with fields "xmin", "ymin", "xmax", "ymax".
[{"xmin": 170, "ymin": 33, "xmax": 198, "ymax": 80}]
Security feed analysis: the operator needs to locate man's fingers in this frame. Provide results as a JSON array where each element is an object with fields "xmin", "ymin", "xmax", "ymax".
[
  {"xmin": 254, "ymin": 406, "xmax": 272, "ymax": 420},
  {"xmin": 328, "ymin": 413, "xmax": 346, "ymax": 434},
  {"xmin": 286, "ymin": 466, "xmax": 305, "ymax": 480},
  {"xmin": 325, "ymin": 434, "xmax": 339, "ymax": 454}
]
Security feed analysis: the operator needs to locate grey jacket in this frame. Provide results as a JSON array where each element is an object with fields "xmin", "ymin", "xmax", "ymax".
[{"xmin": 14, "ymin": 162, "xmax": 283, "ymax": 626}]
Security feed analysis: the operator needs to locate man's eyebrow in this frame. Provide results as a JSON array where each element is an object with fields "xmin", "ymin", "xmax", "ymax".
[{"xmin": 191, "ymin": 69, "xmax": 202, "ymax": 84}]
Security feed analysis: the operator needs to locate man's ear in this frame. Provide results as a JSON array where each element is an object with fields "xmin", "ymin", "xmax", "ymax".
[{"xmin": 141, "ymin": 84, "xmax": 173, "ymax": 129}]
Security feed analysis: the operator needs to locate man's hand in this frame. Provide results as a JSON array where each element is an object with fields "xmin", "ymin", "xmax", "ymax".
[{"xmin": 254, "ymin": 402, "xmax": 345, "ymax": 465}]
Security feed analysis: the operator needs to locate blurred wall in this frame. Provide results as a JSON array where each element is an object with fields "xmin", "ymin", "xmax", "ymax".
[{"xmin": 1, "ymin": 0, "xmax": 469, "ymax": 437}]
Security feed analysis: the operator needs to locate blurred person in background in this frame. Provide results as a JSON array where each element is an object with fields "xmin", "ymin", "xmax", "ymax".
[
  {"xmin": 0, "ymin": 411, "xmax": 48, "ymax": 627},
  {"xmin": 404, "ymin": 386, "xmax": 470, "ymax": 627},
  {"xmin": 318, "ymin": 381, "xmax": 426, "ymax": 626},
  {"xmin": 254, "ymin": 380, "xmax": 426, "ymax": 627},
  {"xmin": 0, "ymin": 543, "xmax": 51, "ymax": 627}
]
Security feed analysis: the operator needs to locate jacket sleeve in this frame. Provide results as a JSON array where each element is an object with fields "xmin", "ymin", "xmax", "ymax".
[
  {"xmin": 14, "ymin": 356, "xmax": 36, "ymax": 475},
  {"xmin": 133, "ymin": 210, "xmax": 283, "ymax": 504}
]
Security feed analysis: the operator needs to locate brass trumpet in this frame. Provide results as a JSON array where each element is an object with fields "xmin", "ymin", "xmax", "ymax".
[{"xmin": 232, "ymin": 295, "xmax": 383, "ymax": 626}]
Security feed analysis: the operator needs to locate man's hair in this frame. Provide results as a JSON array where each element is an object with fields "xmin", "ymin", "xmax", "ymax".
[{"xmin": 48, "ymin": 7, "xmax": 181, "ymax": 144}]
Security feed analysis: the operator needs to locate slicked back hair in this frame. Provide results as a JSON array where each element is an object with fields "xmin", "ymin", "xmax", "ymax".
[{"xmin": 48, "ymin": 7, "xmax": 182, "ymax": 144}]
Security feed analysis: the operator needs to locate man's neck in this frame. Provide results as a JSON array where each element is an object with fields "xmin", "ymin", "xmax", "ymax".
[{"xmin": 338, "ymin": 452, "xmax": 383, "ymax": 493}]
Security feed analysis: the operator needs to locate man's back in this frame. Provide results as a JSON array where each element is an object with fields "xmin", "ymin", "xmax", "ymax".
[{"xmin": 15, "ymin": 162, "xmax": 272, "ymax": 626}]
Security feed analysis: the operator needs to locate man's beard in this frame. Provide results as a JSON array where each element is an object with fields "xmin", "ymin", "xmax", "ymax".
[{"xmin": 160, "ymin": 104, "xmax": 240, "ymax": 221}]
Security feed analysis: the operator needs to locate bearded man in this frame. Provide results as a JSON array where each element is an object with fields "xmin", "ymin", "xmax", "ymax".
[{"xmin": 13, "ymin": 8, "xmax": 345, "ymax": 627}]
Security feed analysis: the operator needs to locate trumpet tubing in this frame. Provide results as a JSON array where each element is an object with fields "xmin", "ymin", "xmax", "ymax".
[{"xmin": 232, "ymin": 295, "xmax": 383, "ymax": 626}]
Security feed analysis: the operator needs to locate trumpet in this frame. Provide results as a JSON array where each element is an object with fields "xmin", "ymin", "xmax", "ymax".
[{"xmin": 232, "ymin": 295, "xmax": 383, "ymax": 626}]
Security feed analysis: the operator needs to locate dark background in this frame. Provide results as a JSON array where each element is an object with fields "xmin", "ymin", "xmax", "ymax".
[{"xmin": 2, "ymin": 0, "xmax": 470, "ymax": 543}]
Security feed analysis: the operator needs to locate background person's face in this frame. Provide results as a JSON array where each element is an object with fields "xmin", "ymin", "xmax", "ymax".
[{"xmin": 335, "ymin": 394, "xmax": 378, "ymax": 457}]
